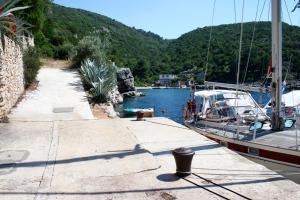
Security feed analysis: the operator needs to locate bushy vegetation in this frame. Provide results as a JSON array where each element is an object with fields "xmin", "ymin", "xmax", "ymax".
[
  {"xmin": 16, "ymin": 0, "xmax": 52, "ymax": 51},
  {"xmin": 81, "ymin": 59, "xmax": 117, "ymax": 103},
  {"xmin": 23, "ymin": 47, "xmax": 41, "ymax": 86},
  {"xmin": 35, "ymin": 3, "xmax": 300, "ymax": 84},
  {"xmin": 72, "ymin": 36, "xmax": 108, "ymax": 68},
  {"xmin": 54, "ymin": 42, "xmax": 75, "ymax": 59}
]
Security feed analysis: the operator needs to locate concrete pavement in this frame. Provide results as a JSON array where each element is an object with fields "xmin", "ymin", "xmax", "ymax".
[
  {"xmin": 9, "ymin": 68, "xmax": 94, "ymax": 121},
  {"xmin": 124, "ymin": 117, "xmax": 300, "ymax": 200},
  {"xmin": 1, "ymin": 66, "xmax": 300, "ymax": 199},
  {"xmin": 0, "ymin": 118, "xmax": 299, "ymax": 199}
]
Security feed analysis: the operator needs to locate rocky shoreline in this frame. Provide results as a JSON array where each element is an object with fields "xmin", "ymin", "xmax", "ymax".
[{"xmin": 108, "ymin": 68, "xmax": 144, "ymax": 105}]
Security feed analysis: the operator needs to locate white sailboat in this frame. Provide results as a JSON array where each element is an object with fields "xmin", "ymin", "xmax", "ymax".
[
  {"xmin": 188, "ymin": 89, "xmax": 269, "ymax": 131},
  {"xmin": 264, "ymin": 90, "xmax": 300, "ymax": 117},
  {"xmin": 184, "ymin": 0, "xmax": 300, "ymax": 167}
]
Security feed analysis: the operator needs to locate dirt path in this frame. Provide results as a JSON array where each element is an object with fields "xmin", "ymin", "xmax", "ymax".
[{"xmin": 41, "ymin": 58, "xmax": 72, "ymax": 69}]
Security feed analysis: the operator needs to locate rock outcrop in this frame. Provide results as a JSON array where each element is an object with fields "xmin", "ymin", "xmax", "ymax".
[
  {"xmin": 100, "ymin": 103, "xmax": 119, "ymax": 118},
  {"xmin": 116, "ymin": 68, "xmax": 144, "ymax": 99},
  {"xmin": 107, "ymin": 86, "xmax": 123, "ymax": 104},
  {"xmin": 122, "ymin": 91, "xmax": 145, "ymax": 98},
  {"xmin": 116, "ymin": 68, "xmax": 135, "ymax": 94}
]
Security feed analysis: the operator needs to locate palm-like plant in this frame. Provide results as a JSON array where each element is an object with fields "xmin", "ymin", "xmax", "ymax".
[
  {"xmin": 0, "ymin": 0, "xmax": 30, "ymax": 48},
  {"xmin": 81, "ymin": 59, "xmax": 117, "ymax": 103}
]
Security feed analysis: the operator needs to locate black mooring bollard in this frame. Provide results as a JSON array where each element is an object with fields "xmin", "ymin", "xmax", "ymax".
[
  {"xmin": 172, "ymin": 147, "xmax": 195, "ymax": 177},
  {"xmin": 136, "ymin": 111, "xmax": 144, "ymax": 121}
]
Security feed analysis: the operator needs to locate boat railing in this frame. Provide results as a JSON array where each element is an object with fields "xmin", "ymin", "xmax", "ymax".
[{"xmin": 205, "ymin": 81, "xmax": 268, "ymax": 93}]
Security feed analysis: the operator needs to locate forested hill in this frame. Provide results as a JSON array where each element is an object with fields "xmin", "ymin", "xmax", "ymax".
[
  {"xmin": 41, "ymin": 4, "xmax": 169, "ymax": 83},
  {"xmin": 167, "ymin": 22, "xmax": 300, "ymax": 83},
  {"xmin": 41, "ymin": 4, "xmax": 300, "ymax": 84}
]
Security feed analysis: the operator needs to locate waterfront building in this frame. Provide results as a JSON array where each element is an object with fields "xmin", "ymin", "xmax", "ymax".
[{"xmin": 159, "ymin": 74, "xmax": 178, "ymax": 87}]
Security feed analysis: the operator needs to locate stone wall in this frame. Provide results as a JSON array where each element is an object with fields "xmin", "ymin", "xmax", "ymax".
[{"xmin": 0, "ymin": 36, "xmax": 31, "ymax": 119}]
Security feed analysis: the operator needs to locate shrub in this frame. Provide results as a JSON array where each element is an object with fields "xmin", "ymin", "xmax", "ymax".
[
  {"xmin": 23, "ymin": 46, "xmax": 41, "ymax": 86},
  {"xmin": 80, "ymin": 59, "xmax": 117, "ymax": 103},
  {"xmin": 54, "ymin": 42, "xmax": 75, "ymax": 59},
  {"xmin": 39, "ymin": 43, "xmax": 54, "ymax": 57},
  {"xmin": 72, "ymin": 36, "xmax": 107, "ymax": 68},
  {"xmin": 34, "ymin": 31, "xmax": 54, "ymax": 57}
]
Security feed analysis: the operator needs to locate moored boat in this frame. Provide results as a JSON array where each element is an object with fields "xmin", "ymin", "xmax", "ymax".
[
  {"xmin": 264, "ymin": 90, "xmax": 300, "ymax": 117},
  {"xmin": 123, "ymin": 108, "xmax": 154, "ymax": 117},
  {"xmin": 183, "ymin": 0, "xmax": 300, "ymax": 167},
  {"xmin": 183, "ymin": 89, "xmax": 300, "ymax": 167}
]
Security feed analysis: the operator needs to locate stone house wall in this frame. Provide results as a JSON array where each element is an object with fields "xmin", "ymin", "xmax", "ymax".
[{"xmin": 0, "ymin": 36, "xmax": 32, "ymax": 119}]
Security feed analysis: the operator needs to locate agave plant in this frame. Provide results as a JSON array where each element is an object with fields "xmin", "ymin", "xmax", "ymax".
[
  {"xmin": 0, "ymin": 0, "xmax": 31, "ymax": 48},
  {"xmin": 81, "ymin": 59, "xmax": 117, "ymax": 103}
]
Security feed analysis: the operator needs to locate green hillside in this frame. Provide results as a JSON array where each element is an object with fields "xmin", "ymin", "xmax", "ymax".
[
  {"xmin": 40, "ymin": 4, "xmax": 300, "ymax": 84},
  {"xmin": 40, "ymin": 4, "xmax": 169, "ymax": 83},
  {"xmin": 167, "ymin": 22, "xmax": 300, "ymax": 83}
]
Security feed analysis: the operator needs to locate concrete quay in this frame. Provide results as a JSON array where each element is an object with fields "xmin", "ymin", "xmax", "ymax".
[{"xmin": 0, "ymin": 117, "xmax": 299, "ymax": 200}]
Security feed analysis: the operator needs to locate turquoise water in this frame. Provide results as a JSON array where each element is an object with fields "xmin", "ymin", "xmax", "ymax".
[{"xmin": 118, "ymin": 88, "xmax": 270, "ymax": 124}]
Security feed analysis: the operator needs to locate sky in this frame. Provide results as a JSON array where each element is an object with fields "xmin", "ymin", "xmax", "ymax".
[{"xmin": 53, "ymin": 0, "xmax": 300, "ymax": 39}]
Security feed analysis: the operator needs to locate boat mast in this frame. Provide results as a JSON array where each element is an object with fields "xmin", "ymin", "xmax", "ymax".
[{"xmin": 271, "ymin": 0, "xmax": 284, "ymax": 131}]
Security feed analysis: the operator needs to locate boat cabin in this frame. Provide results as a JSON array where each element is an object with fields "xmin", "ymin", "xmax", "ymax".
[{"xmin": 193, "ymin": 90, "xmax": 268, "ymax": 124}]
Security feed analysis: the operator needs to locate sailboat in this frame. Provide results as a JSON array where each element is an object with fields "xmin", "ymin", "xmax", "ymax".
[
  {"xmin": 184, "ymin": 0, "xmax": 300, "ymax": 167},
  {"xmin": 264, "ymin": 90, "xmax": 300, "ymax": 117}
]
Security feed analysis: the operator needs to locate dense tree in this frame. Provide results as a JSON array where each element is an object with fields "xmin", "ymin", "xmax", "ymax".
[
  {"xmin": 16, "ymin": 0, "xmax": 52, "ymax": 32},
  {"xmin": 16, "ymin": 0, "xmax": 52, "ymax": 54}
]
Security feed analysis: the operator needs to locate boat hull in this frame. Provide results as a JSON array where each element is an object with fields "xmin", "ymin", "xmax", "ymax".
[{"xmin": 185, "ymin": 122, "xmax": 300, "ymax": 168}]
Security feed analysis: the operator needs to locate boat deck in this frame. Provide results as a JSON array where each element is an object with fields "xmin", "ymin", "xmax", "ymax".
[
  {"xmin": 253, "ymin": 129, "xmax": 299, "ymax": 150},
  {"xmin": 194, "ymin": 123, "xmax": 300, "ymax": 151}
]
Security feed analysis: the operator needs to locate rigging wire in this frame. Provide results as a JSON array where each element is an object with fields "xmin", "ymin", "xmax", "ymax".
[
  {"xmin": 285, "ymin": 56, "xmax": 292, "ymax": 81},
  {"xmin": 283, "ymin": 0, "xmax": 293, "ymax": 25},
  {"xmin": 234, "ymin": 0, "xmax": 238, "ymax": 79},
  {"xmin": 261, "ymin": 0, "xmax": 273, "ymax": 88},
  {"xmin": 203, "ymin": 0, "xmax": 216, "ymax": 83},
  {"xmin": 242, "ymin": 0, "xmax": 260, "ymax": 84},
  {"xmin": 259, "ymin": 0, "xmax": 268, "ymax": 20},
  {"xmin": 242, "ymin": 0, "xmax": 267, "ymax": 84},
  {"xmin": 259, "ymin": 0, "xmax": 269, "ymax": 85},
  {"xmin": 283, "ymin": 0, "xmax": 294, "ymax": 82},
  {"xmin": 234, "ymin": 0, "xmax": 237, "ymax": 23},
  {"xmin": 235, "ymin": 0, "xmax": 245, "ymax": 139},
  {"xmin": 298, "ymin": 8, "xmax": 300, "ymax": 24},
  {"xmin": 236, "ymin": 0, "xmax": 245, "ymax": 89},
  {"xmin": 268, "ymin": 0, "xmax": 271, "ymax": 21},
  {"xmin": 283, "ymin": 2, "xmax": 298, "ymax": 149},
  {"xmin": 294, "ymin": 1, "xmax": 300, "ymax": 151}
]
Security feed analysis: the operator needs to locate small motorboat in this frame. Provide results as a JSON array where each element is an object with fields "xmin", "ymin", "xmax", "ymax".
[{"xmin": 123, "ymin": 108, "xmax": 154, "ymax": 117}]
